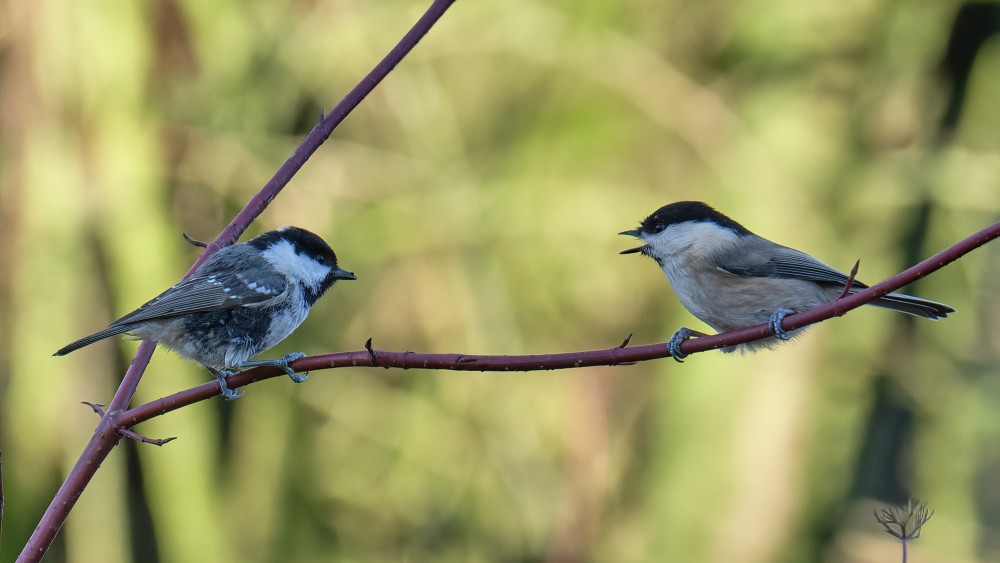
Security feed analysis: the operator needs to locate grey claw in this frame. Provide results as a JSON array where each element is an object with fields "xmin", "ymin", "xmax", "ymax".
[
  {"xmin": 667, "ymin": 328, "xmax": 694, "ymax": 363},
  {"xmin": 285, "ymin": 368, "xmax": 308, "ymax": 383},
  {"xmin": 280, "ymin": 352, "xmax": 308, "ymax": 383},
  {"xmin": 211, "ymin": 369, "xmax": 244, "ymax": 400},
  {"xmin": 768, "ymin": 308, "xmax": 796, "ymax": 340},
  {"xmin": 238, "ymin": 352, "xmax": 309, "ymax": 384}
]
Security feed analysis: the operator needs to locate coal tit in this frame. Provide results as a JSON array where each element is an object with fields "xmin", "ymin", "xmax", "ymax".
[
  {"xmin": 620, "ymin": 202, "xmax": 954, "ymax": 361},
  {"xmin": 55, "ymin": 226, "xmax": 356, "ymax": 399}
]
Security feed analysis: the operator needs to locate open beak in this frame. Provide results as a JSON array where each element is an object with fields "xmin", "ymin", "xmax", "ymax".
[
  {"xmin": 618, "ymin": 229, "xmax": 646, "ymax": 255},
  {"xmin": 332, "ymin": 268, "xmax": 357, "ymax": 280}
]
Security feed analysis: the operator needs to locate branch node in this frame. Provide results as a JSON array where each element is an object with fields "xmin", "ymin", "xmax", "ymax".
[
  {"xmin": 457, "ymin": 356, "xmax": 477, "ymax": 364},
  {"xmin": 182, "ymin": 233, "xmax": 209, "ymax": 248},
  {"xmin": 365, "ymin": 337, "xmax": 378, "ymax": 365},
  {"xmin": 83, "ymin": 402, "xmax": 176, "ymax": 445}
]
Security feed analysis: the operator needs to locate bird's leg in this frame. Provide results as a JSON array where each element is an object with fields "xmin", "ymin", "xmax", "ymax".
[
  {"xmin": 207, "ymin": 367, "xmax": 244, "ymax": 400},
  {"xmin": 240, "ymin": 352, "xmax": 308, "ymax": 383},
  {"xmin": 667, "ymin": 327, "xmax": 707, "ymax": 363},
  {"xmin": 767, "ymin": 308, "xmax": 797, "ymax": 341}
]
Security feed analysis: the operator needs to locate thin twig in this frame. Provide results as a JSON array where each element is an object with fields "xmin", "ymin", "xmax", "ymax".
[
  {"xmin": 18, "ymin": 2, "xmax": 458, "ymax": 560},
  {"xmin": 118, "ymin": 430, "xmax": 177, "ymax": 447},
  {"xmin": 81, "ymin": 402, "xmax": 176, "ymax": 445}
]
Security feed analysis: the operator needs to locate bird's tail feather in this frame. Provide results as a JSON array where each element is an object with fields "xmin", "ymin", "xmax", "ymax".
[
  {"xmin": 53, "ymin": 325, "xmax": 134, "ymax": 356},
  {"xmin": 866, "ymin": 292, "xmax": 955, "ymax": 320}
]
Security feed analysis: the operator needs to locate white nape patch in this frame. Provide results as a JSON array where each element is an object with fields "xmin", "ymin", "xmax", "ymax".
[{"xmin": 261, "ymin": 239, "xmax": 332, "ymax": 290}]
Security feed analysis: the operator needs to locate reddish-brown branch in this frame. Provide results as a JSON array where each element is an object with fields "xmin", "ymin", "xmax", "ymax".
[
  {"xmin": 114, "ymin": 220, "xmax": 1000, "ymax": 427},
  {"xmin": 18, "ymin": 1, "xmax": 458, "ymax": 560}
]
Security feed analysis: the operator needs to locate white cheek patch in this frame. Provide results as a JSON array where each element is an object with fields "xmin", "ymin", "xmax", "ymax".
[
  {"xmin": 646, "ymin": 222, "xmax": 740, "ymax": 257},
  {"xmin": 262, "ymin": 239, "xmax": 332, "ymax": 290}
]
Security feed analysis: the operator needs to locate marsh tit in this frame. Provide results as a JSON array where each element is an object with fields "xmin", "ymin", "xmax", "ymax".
[
  {"xmin": 55, "ymin": 226, "xmax": 356, "ymax": 399},
  {"xmin": 620, "ymin": 202, "xmax": 954, "ymax": 361}
]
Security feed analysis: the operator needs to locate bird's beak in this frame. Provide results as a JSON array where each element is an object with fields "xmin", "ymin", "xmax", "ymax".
[
  {"xmin": 618, "ymin": 229, "xmax": 645, "ymax": 254},
  {"xmin": 332, "ymin": 268, "xmax": 357, "ymax": 281}
]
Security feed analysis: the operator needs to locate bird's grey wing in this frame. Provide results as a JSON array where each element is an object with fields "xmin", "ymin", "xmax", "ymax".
[
  {"xmin": 716, "ymin": 243, "xmax": 865, "ymax": 288},
  {"xmin": 110, "ymin": 259, "xmax": 287, "ymax": 327}
]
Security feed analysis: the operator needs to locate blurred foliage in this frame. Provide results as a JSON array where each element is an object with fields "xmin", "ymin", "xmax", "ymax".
[{"xmin": 1, "ymin": 0, "xmax": 999, "ymax": 561}]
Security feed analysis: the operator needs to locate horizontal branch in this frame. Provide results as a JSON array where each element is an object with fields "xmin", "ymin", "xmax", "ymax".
[{"xmin": 117, "ymin": 219, "xmax": 1000, "ymax": 429}]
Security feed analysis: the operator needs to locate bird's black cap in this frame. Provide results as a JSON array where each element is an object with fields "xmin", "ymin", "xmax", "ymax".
[{"xmin": 636, "ymin": 201, "xmax": 752, "ymax": 237}]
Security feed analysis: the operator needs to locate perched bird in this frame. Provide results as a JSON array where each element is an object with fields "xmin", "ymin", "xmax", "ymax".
[
  {"xmin": 619, "ymin": 202, "xmax": 954, "ymax": 361},
  {"xmin": 55, "ymin": 226, "xmax": 356, "ymax": 399}
]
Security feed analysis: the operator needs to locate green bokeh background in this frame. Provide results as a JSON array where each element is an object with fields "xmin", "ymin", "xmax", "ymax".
[{"xmin": 2, "ymin": 1, "xmax": 999, "ymax": 561}]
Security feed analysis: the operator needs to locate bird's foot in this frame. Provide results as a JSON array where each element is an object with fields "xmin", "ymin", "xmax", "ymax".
[
  {"xmin": 667, "ymin": 328, "xmax": 695, "ymax": 363},
  {"xmin": 241, "ymin": 352, "xmax": 308, "ymax": 383},
  {"xmin": 209, "ymin": 368, "xmax": 244, "ymax": 400},
  {"xmin": 768, "ymin": 308, "xmax": 797, "ymax": 341}
]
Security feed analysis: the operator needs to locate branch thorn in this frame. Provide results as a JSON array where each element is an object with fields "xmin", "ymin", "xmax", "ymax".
[
  {"xmin": 182, "ymin": 233, "xmax": 209, "ymax": 248},
  {"xmin": 618, "ymin": 333, "xmax": 633, "ymax": 348},
  {"xmin": 365, "ymin": 337, "xmax": 378, "ymax": 365},
  {"xmin": 81, "ymin": 401, "xmax": 106, "ymax": 416},
  {"xmin": 839, "ymin": 259, "xmax": 861, "ymax": 299}
]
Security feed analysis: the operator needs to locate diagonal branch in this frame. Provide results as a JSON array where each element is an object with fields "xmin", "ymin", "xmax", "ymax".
[
  {"xmin": 114, "ymin": 220, "xmax": 1000, "ymax": 427},
  {"xmin": 17, "ymin": 2, "xmax": 458, "ymax": 561}
]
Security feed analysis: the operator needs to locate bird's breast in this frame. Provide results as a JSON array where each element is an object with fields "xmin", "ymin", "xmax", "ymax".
[{"xmin": 659, "ymin": 256, "xmax": 832, "ymax": 332}]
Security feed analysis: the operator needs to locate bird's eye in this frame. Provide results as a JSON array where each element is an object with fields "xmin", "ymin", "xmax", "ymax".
[
  {"xmin": 316, "ymin": 255, "xmax": 326, "ymax": 264},
  {"xmin": 653, "ymin": 223, "xmax": 666, "ymax": 233}
]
